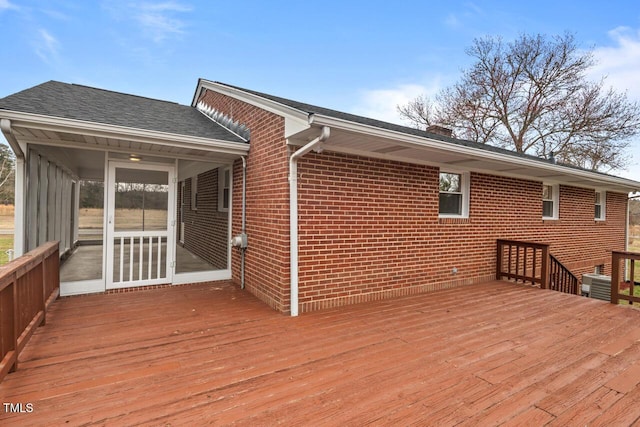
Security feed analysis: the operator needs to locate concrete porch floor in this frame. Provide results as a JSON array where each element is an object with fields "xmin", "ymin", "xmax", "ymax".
[{"xmin": 60, "ymin": 243, "xmax": 219, "ymax": 282}]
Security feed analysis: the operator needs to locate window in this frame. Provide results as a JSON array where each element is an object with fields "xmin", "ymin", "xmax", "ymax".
[
  {"xmin": 542, "ymin": 184, "xmax": 559, "ymax": 219},
  {"xmin": 218, "ymin": 167, "xmax": 230, "ymax": 212},
  {"xmin": 439, "ymin": 171, "xmax": 469, "ymax": 217},
  {"xmin": 595, "ymin": 190, "xmax": 606, "ymax": 220},
  {"xmin": 191, "ymin": 175, "xmax": 198, "ymax": 210}
]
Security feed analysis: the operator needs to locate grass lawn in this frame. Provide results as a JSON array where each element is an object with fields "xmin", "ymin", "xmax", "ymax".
[
  {"xmin": 0, "ymin": 235, "xmax": 14, "ymax": 266},
  {"xmin": 0, "ymin": 205, "xmax": 13, "ymax": 266}
]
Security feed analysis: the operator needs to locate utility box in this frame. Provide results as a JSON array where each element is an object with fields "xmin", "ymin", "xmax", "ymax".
[
  {"xmin": 230, "ymin": 233, "xmax": 248, "ymax": 249},
  {"xmin": 582, "ymin": 273, "xmax": 611, "ymax": 301}
]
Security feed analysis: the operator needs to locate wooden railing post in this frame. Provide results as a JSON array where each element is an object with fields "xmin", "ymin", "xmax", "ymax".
[
  {"xmin": 12, "ymin": 278, "xmax": 18, "ymax": 373},
  {"xmin": 0, "ymin": 275, "xmax": 18, "ymax": 379},
  {"xmin": 41, "ymin": 253, "xmax": 47, "ymax": 326},
  {"xmin": 611, "ymin": 251, "xmax": 621, "ymax": 304},
  {"xmin": 540, "ymin": 245, "xmax": 549, "ymax": 290},
  {"xmin": 496, "ymin": 240, "xmax": 503, "ymax": 281}
]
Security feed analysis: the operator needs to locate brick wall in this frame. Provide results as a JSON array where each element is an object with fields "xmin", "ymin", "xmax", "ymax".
[
  {"xmin": 180, "ymin": 168, "xmax": 228, "ymax": 269},
  {"xmin": 296, "ymin": 151, "xmax": 627, "ymax": 313},
  {"xmin": 198, "ymin": 88, "xmax": 627, "ymax": 315},
  {"xmin": 198, "ymin": 89, "xmax": 292, "ymax": 312}
]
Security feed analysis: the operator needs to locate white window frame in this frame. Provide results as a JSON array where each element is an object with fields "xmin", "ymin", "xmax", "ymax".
[
  {"xmin": 218, "ymin": 167, "xmax": 231, "ymax": 212},
  {"xmin": 438, "ymin": 170, "xmax": 470, "ymax": 218},
  {"xmin": 542, "ymin": 183, "xmax": 559, "ymax": 220},
  {"xmin": 595, "ymin": 190, "xmax": 606, "ymax": 221}
]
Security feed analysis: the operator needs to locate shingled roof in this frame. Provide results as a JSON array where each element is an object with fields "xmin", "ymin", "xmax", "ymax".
[
  {"xmin": 0, "ymin": 81, "xmax": 246, "ymax": 143},
  {"xmin": 213, "ymin": 81, "xmax": 559, "ymax": 160},
  {"xmin": 211, "ymin": 81, "xmax": 640, "ymax": 179}
]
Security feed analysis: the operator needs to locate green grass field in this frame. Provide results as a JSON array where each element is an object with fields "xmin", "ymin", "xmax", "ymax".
[{"xmin": 0, "ymin": 235, "xmax": 14, "ymax": 265}]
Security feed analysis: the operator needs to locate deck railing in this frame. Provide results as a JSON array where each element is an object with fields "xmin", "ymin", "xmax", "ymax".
[
  {"xmin": 496, "ymin": 239, "xmax": 582, "ymax": 296},
  {"xmin": 0, "ymin": 241, "xmax": 60, "ymax": 383},
  {"xmin": 497, "ymin": 239, "xmax": 550, "ymax": 289},
  {"xmin": 611, "ymin": 250, "xmax": 640, "ymax": 305},
  {"xmin": 549, "ymin": 254, "xmax": 580, "ymax": 295}
]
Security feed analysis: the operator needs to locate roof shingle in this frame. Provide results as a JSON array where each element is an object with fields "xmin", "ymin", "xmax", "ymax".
[{"xmin": 0, "ymin": 81, "xmax": 246, "ymax": 143}]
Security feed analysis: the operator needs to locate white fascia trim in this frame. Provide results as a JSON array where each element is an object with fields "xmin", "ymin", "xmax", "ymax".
[
  {"xmin": 0, "ymin": 119, "xmax": 25, "ymax": 159},
  {"xmin": 194, "ymin": 79, "xmax": 310, "ymax": 138},
  {"xmin": 1, "ymin": 110, "xmax": 250, "ymax": 156},
  {"xmin": 309, "ymin": 113, "xmax": 640, "ymax": 193}
]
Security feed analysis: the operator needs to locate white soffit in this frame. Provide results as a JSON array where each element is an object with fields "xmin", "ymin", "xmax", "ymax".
[{"xmin": 299, "ymin": 117, "xmax": 640, "ymax": 193}]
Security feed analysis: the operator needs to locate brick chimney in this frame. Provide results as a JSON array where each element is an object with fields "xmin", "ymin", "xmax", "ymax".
[{"xmin": 426, "ymin": 125, "xmax": 453, "ymax": 138}]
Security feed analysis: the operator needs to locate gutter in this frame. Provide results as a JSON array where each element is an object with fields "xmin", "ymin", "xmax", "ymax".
[
  {"xmin": 0, "ymin": 119, "xmax": 25, "ymax": 159},
  {"xmin": 289, "ymin": 126, "xmax": 330, "ymax": 316},
  {"xmin": 1, "ymin": 119, "xmax": 25, "ymax": 257},
  {"xmin": 308, "ymin": 113, "xmax": 640, "ymax": 193}
]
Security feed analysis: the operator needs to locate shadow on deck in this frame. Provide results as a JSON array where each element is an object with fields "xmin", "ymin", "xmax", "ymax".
[{"xmin": 2, "ymin": 280, "xmax": 640, "ymax": 425}]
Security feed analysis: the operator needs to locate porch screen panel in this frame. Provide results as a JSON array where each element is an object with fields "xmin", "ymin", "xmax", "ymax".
[
  {"xmin": 55, "ymin": 167, "xmax": 63, "ymax": 250},
  {"xmin": 175, "ymin": 166, "xmax": 229, "ymax": 274},
  {"xmin": 26, "ymin": 153, "xmax": 39, "ymax": 251},
  {"xmin": 38, "ymin": 158, "xmax": 49, "ymax": 246},
  {"xmin": 47, "ymin": 164, "xmax": 56, "ymax": 242},
  {"xmin": 62, "ymin": 174, "xmax": 72, "ymax": 253},
  {"xmin": 60, "ymin": 179, "xmax": 105, "ymax": 283}
]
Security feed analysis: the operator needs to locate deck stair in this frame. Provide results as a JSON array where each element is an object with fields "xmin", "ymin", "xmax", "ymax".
[{"xmin": 497, "ymin": 239, "xmax": 579, "ymax": 295}]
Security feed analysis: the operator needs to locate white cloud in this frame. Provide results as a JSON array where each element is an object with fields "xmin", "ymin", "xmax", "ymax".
[
  {"xmin": 350, "ymin": 82, "xmax": 443, "ymax": 125},
  {"xmin": 34, "ymin": 29, "xmax": 60, "ymax": 63},
  {"xmin": 133, "ymin": 1, "xmax": 192, "ymax": 42},
  {"xmin": 444, "ymin": 3, "xmax": 484, "ymax": 31},
  {"xmin": 444, "ymin": 14, "xmax": 461, "ymax": 30},
  {"xmin": 591, "ymin": 27, "xmax": 640, "ymax": 101},
  {"xmin": 0, "ymin": 0, "xmax": 17, "ymax": 11}
]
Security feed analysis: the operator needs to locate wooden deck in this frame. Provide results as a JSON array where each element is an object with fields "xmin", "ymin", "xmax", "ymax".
[{"xmin": 2, "ymin": 280, "xmax": 640, "ymax": 425}]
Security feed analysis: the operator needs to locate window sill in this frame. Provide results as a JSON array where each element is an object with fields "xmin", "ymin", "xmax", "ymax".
[{"xmin": 439, "ymin": 216, "xmax": 470, "ymax": 224}]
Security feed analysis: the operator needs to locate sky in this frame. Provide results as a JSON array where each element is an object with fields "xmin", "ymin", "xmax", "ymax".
[{"xmin": 1, "ymin": 0, "xmax": 640, "ymax": 181}]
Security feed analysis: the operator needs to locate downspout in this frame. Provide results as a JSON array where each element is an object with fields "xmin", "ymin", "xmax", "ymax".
[
  {"xmin": 1, "ymin": 119, "xmax": 25, "ymax": 257},
  {"xmin": 289, "ymin": 126, "xmax": 330, "ymax": 316},
  {"xmin": 241, "ymin": 156, "xmax": 247, "ymax": 289}
]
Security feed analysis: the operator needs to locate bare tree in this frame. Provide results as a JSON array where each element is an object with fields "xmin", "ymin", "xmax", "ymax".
[
  {"xmin": 397, "ymin": 95, "xmax": 438, "ymax": 129},
  {"xmin": 399, "ymin": 33, "xmax": 640, "ymax": 171},
  {"xmin": 0, "ymin": 145, "xmax": 15, "ymax": 204}
]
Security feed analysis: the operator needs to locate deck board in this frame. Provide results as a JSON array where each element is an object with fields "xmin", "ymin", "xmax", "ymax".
[{"xmin": 2, "ymin": 280, "xmax": 640, "ymax": 425}]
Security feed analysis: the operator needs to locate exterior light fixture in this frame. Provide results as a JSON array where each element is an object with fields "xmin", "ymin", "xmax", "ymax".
[{"xmin": 129, "ymin": 154, "xmax": 141, "ymax": 162}]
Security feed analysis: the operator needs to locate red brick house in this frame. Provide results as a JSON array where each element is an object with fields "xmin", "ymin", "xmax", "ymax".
[{"xmin": 1, "ymin": 79, "xmax": 639, "ymax": 315}]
